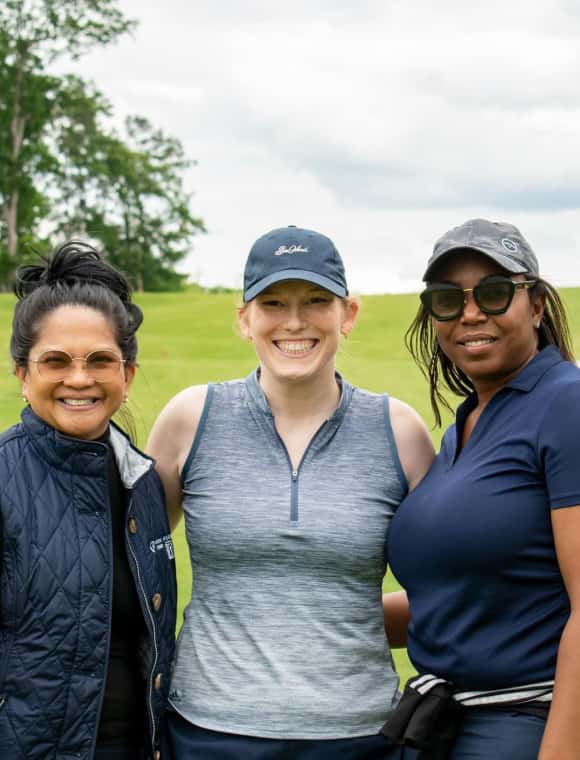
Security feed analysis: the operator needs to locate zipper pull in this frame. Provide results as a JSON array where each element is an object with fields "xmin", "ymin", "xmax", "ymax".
[{"xmin": 292, "ymin": 469, "xmax": 298, "ymax": 480}]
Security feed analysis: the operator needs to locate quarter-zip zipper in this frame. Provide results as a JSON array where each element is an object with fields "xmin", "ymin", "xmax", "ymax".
[
  {"xmin": 272, "ymin": 420, "xmax": 328, "ymax": 524},
  {"xmin": 126, "ymin": 495, "xmax": 159, "ymax": 758}
]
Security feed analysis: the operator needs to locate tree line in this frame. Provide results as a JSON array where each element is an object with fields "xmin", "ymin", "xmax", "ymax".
[{"xmin": 0, "ymin": 0, "xmax": 205, "ymax": 291}]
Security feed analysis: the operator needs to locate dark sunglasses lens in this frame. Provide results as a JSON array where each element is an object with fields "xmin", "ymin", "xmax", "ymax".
[
  {"xmin": 475, "ymin": 280, "xmax": 514, "ymax": 314},
  {"xmin": 423, "ymin": 287, "xmax": 464, "ymax": 319}
]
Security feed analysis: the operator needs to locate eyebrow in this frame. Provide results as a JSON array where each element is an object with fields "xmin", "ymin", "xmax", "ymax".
[{"xmin": 33, "ymin": 345, "xmax": 119, "ymax": 354}]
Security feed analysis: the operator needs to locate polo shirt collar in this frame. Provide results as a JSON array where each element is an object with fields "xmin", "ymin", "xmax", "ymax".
[
  {"xmin": 455, "ymin": 346, "xmax": 564, "ymax": 432},
  {"xmin": 503, "ymin": 345, "xmax": 564, "ymax": 393}
]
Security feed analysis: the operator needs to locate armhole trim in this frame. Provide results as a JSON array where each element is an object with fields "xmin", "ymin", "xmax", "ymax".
[
  {"xmin": 383, "ymin": 394, "xmax": 409, "ymax": 497},
  {"xmin": 180, "ymin": 384, "xmax": 215, "ymax": 487}
]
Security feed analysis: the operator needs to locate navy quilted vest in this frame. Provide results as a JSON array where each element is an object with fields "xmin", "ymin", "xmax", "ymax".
[{"xmin": 0, "ymin": 408, "xmax": 177, "ymax": 760}]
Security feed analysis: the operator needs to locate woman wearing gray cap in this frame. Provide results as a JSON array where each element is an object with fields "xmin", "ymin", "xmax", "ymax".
[
  {"xmin": 384, "ymin": 219, "xmax": 580, "ymax": 758},
  {"xmin": 147, "ymin": 225, "xmax": 434, "ymax": 758}
]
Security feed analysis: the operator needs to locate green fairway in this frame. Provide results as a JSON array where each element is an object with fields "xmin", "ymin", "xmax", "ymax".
[{"xmin": 3, "ymin": 285, "xmax": 580, "ymax": 684}]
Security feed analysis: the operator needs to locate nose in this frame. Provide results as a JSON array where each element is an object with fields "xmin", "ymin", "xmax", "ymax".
[
  {"xmin": 460, "ymin": 291, "xmax": 487, "ymax": 323},
  {"xmin": 63, "ymin": 359, "xmax": 94, "ymax": 385},
  {"xmin": 284, "ymin": 304, "xmax": 307, "ymax": 331}
]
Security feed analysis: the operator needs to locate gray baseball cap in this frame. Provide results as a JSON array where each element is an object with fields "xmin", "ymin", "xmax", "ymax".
[{"xmin": 423, "ymin": 218, "xmax": 539, "ymax": 281}]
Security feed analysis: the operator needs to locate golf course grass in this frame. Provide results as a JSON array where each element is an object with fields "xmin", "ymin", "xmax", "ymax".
[{"xmin": 2, "ymin": 284, "xmax": 580, "ymax": 684}]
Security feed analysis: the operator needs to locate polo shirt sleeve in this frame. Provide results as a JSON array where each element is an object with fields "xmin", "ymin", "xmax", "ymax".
[{"xmin": 538, "ymin": 378, "xmax": 580, "ymax": 509}]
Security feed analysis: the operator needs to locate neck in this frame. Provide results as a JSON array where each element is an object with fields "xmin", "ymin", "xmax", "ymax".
[
  {"xmin": 258, "ymin": 366, "xmax": 341, "ymax": 421},
  {"xmin": 470, "ymin": 347, "xmax": 539, "ymax": 409}
]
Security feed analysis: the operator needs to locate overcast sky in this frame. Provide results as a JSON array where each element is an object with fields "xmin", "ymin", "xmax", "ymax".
[{"xmin": 67, "ymin": 0, "xmax": 580, "ymax": 293}]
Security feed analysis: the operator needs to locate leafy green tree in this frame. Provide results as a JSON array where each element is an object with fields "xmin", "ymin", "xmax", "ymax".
[
  {"xmin": 0, "ymin": 1, "xmax": 204, "ymax": 290},
  {"xmin": 0, "ymin": 0, "xmax": 135, "ymax": 272},
  {"xmin": 103, "ymin": 115, "xmax": 205, "ymax": 292},
  {"xmin": 53, "ymin": 99, "xmax": 206, "ymax": 291}
]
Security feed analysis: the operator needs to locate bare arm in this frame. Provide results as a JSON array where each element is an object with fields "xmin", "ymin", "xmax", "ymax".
[
  {"xmin": 383, "ymin": 590, "xmax": 410, "ymax": 648},
  {"xmin": 146, "ymin": 385, "xmax": 207, "ymax": 531},
  {"xmin": 538, "ymin": 505, "xmax": 580, "ymax": 759},
  {"xmin": 383, "ymin": 399, "xmax": 435, "ymax": 647},
  {"xmin": 389, "ymin": 397, "xmax": 435, "ymax": 493}
]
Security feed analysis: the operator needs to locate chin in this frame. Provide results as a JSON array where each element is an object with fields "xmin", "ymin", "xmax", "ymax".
[{"xmin": 56, "ymin": 421, "xmax": 108, "ymax": 440}]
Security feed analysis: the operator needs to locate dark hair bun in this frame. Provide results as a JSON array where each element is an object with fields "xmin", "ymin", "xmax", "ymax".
[
  {"xmin": 14, "ymin": 241, "xmax": 132, "ymax": 305},
  {"xmin": 126, "ymin": 301, "xmax": 144, "ymax": 331}
]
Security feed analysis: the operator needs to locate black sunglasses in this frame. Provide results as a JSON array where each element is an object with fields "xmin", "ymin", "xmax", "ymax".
[{"xmin": 420, "ymin": 276, "xmax": 538, "ymax": 322}]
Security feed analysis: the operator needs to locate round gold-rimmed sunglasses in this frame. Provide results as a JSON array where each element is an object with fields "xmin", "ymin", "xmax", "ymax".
[
  {"xmin": 420, "ymin": 276, "xmax": 538, "ymax": 322},
  {"xmin": 29, "ymin": 349, "xmax": 126, "ymax": 383}
]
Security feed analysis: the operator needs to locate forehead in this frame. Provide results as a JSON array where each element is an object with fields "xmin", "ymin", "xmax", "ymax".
[
  {"xmin": 258, "ymin": 279, "xmax": 333, "ymax": 297},
  {"xmin": 429, "ymin": 249, "xmax": 509, "ymax": 283},
  {"xmin": 34, "ymin": 305, "xmax": 118, "ymax": 348}
]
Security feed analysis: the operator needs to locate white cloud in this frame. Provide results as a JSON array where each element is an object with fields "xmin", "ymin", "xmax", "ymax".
[{"xmin": 56, "ymin": 0, "xmax": 580, "ymax": 292}]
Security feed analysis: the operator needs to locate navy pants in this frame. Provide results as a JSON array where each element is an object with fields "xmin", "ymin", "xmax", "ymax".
[
  {"xmin": 167, "ymin": 710, "xmax": 418, "ymax": 759},
  {"xmin": 432, "ymin": 708, "xmax": 546, "ymax": 759}
]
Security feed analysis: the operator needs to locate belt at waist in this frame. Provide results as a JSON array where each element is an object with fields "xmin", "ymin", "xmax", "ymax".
[{"xmin": 380, "ymin": 673, "xmax": 552, "ymax": 753}]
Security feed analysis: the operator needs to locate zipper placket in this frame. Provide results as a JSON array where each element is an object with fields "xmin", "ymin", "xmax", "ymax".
[
  {"xmin": 272, "ymin": 420, "xmax": 328, "ymax": 524},
  {"xmin": 126, "ymin": 494, "xmax": 159, "ymax": 757},
  {"xmin": 89, "ymin": 451, "xmax": 113, "ymax": 760}
]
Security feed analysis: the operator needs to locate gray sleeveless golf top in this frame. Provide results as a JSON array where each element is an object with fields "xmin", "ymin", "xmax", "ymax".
[{"xmin": 169, "ymin": 371, "xmax": 407, "ymax": 739}]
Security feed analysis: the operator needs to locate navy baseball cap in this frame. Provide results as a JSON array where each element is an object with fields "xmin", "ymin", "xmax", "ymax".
[
  {"xmin": 243, "ymin": 225, "xmax": 348, "ymax": 302},
  {"xmin": 423, "ymin": 218, "xmax": 540, "ymax": 281}
]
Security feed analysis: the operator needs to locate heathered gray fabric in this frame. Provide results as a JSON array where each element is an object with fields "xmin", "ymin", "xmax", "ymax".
[{"xmin": 169, "ymin": 371, "xmax": 407, "ymax": 739}]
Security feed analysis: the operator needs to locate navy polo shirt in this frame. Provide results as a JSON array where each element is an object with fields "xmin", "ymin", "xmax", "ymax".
[{"xmin": 388, "ymin": 347, "xmax": 580, "ymax": 690}]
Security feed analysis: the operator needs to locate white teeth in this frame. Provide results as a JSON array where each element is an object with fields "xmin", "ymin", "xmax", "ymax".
[
  {"xmin": 464, "ymin": 339, "xmax": 494, "ymax": 347},
  {"xmin": 276, "ymin": 340, "xmax": 316, "ymax": 354},
  {"xmin": 61, "ymin": 399, "xmax": 95, "ymax": 406}
]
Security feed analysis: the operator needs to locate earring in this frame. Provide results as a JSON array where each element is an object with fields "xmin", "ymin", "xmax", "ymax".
[
  {"xmin": 22, "ymin": 396, "xmax": 28, "ymax": 404},
  {"xmin": 123, "ymin": 394, "xmax": 129, "ymax": 404}
]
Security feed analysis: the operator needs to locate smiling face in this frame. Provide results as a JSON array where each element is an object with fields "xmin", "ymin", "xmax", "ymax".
[
  {"xmin": 16, "ymin": 305, "xmax": 135, "ymax": 440},
  {"xmin": 430, "ymin": 251, "xmax": 545, "ymax": 396},
  {"xmin": 238, "ymin": 279, "xmax": 358, "ymax": 387}
]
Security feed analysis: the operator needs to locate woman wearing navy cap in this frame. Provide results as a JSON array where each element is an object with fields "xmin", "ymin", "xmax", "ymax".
[
  {"xmin": 148, "ymin": 225, "xmax": 434, "ymax": 759},
  {"xmin": 385, "ymin": 218, "xmax": 580, "ymax": 759}
]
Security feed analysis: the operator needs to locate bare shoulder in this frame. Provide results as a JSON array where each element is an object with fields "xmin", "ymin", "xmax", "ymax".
[
  {"xmin": 157, "ymin": 384, "xmax": 208, "ymax": 432},
  {"xmin": 388, "ymin": 397, "xmax": 435, "ymax": 492},
  {"xmin": 148, "ymin": 384, "xmax": 208, "ymax": 465},
  {"xmin": 146, "ymin": 384, "xmax": 209, "ymax": 530}
]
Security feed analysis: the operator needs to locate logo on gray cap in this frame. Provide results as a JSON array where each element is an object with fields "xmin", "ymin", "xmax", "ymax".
[{"xmin": 501, "ymin": 238, "xmax": 519, "ymax": 253}]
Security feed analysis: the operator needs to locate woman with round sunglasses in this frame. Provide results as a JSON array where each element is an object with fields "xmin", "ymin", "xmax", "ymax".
[
  {"xmin": 0, "ymin": 242, "xmax": 177, "ymax": 760},
  {"xmin": 147, "ymin": 225, "xmax": 434, "ymax": 759},
  {"xmin": 384, "ymin": 218, "xmax": 580, "ymax": 759}
]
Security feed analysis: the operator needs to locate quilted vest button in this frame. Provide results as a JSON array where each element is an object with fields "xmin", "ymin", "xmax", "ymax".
[
  {"xmin": 154, "ymin": 673, "xmax": 163, "ymax": 691},
  {"xmin": 128, "ymin": 518, "xmax": 138, "ymax": 534},
  {"xmin": 151, "ymin": 593, "xmax": 162, "ymax": 612}
]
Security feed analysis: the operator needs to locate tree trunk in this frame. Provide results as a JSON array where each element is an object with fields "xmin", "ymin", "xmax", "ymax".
[
  {"xmin": 6, "ymin": 58, "xmax": 27, "ymax": 259},
  {"xmin": 5, "ymin": 191, "xmax": 19, "ymax": 259}
]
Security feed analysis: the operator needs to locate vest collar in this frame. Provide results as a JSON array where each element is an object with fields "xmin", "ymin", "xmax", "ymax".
[{"xmin": 21, "ymin": 406, "xmax": 152, "ymax": 486}]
